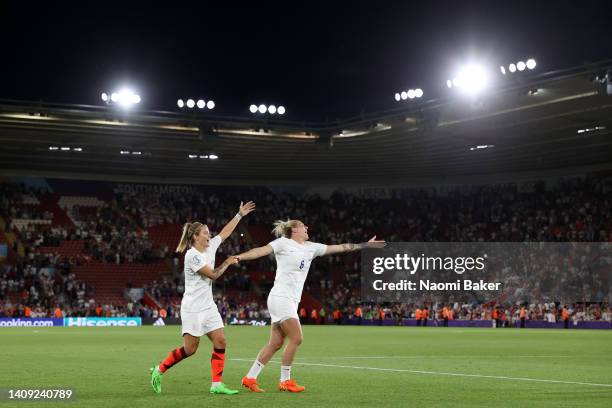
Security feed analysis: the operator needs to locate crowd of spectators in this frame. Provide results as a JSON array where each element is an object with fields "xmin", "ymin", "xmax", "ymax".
[
  {"xmin": 304, "ymin": 301, "xmax": 612, "ymax": 325},
  {"xmin": 1, "ymin": 175, "xmax": 611, "ymax": 321},
  {"xmin": 0, "ymin": 251, "xmax": 92, "ymax": 317}
]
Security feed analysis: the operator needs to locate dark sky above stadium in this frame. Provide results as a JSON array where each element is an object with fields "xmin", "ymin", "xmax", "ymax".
[{"xmin": 1, "ymin": 1, "xmax": 611, "ymax": 121}]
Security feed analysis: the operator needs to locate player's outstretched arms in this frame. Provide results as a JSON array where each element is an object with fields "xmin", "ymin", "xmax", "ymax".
[
  {"xmin": 324, "ymin": 235, "xmax": 386, "ymax": 256},
  {"xmin": 218, "ymin": 201, "xmax": 256, "ymax": 242},
  {"xmin": 196, "ymin": 256, "xmax": 239, "ymax": 280},
  {"xmin": 236, "ymin": 244, "xmax": 273, "ymax": 262}
]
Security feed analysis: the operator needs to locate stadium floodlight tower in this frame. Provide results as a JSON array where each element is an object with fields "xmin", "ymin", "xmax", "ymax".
[
  {"xmin": 448, "ymin": 64, "xmax": 489, "ymax": 96},
  {"xmin": 177, "ymin": 98, "xmax": 215, "ymax": 110},
  {"xmin": 250, "ymin": 104, "xmax": 286, "ymax": 115},
  {"xmin": 101, "ymin": 88, "xmax": 141, "ymax": 108}
]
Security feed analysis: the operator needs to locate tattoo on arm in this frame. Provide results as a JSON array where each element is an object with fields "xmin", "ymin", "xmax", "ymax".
[
  {"xmin": 200, "ymin": 262, "xmax": 231, "ymax": 280},
  {"xmin": 342, "ymin": 243, "xmax": 364, "ymax": 252},
  {"xmin": 212, "ymin": 263, "xmax": 230, "ymax": 280}
]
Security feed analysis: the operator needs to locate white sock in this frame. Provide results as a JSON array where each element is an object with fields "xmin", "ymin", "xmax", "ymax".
[
  {"xmin": 280, "ymin": 365, "xmax": 291, "ymax": 381},
  {"xmin": 211, "ymin": 381, "xmax": 222, "ymax": 387},
  {"xmin": 246, "ymin": 359, "xmax": 265, "ymax": 379}
]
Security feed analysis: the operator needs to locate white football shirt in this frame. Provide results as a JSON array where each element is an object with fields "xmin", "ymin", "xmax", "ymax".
[
  {"xmin": 181, "ymin": 247, "xmax": 214, "ymax": 312},
  {"xmin": 205, "ymin": 235, "xmax": 223, "ymax": 269},
  {"xmin": 268, "ymin": 237, "xmax": 327, "ymax": 302}
]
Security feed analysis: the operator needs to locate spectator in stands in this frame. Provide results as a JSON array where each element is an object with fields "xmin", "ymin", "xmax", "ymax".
[{"xmin": 1, "ymin": 176, "xmax": 611, "ymax": 324}]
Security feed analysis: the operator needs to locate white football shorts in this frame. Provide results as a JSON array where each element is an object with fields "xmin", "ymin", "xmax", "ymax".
[
  {"xmin": 181, "ymin": 307, "xmax": 224, "ymax": 337},
  {"xmin": 267, "ymin": 295, "xmax": 299, "ymax": 324}
]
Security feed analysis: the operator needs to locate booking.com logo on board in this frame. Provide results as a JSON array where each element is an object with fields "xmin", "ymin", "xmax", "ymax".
[{"xmin": 64, "ymin": 317, "xmax": 141, "ymax": 327}]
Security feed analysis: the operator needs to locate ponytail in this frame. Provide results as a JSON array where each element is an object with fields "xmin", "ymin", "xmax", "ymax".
[
  {"xmin": 176, "ymin": 222, "xmax": 205, "ymax": 252},
  {"xmin": 272, "ymin": 219, "xmax": 297, "ymax": 238}
]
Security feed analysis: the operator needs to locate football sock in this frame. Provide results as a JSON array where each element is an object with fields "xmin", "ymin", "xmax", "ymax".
[
  {"xmin": 159, "ymin": 346, "xmax": 189, "ymax": 373},
  {"xmin": 246, "ymin": 359, "xmax": 265, "ymax": 379}
]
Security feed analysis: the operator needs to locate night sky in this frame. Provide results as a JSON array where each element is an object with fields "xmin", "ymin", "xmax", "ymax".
[{"xmin": 2, "ymin": 1, "xmax": 611, "ymax": 121}]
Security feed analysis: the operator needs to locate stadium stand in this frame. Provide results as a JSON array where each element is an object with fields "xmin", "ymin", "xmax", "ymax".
[{"xmin": 1, "ymin": 174, "xmax": 611, "ymax": 324}]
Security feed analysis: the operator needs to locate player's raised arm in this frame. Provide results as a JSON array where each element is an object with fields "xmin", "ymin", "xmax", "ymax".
[
  {"xmin": 323, "ymin": 235, "xmax": 385, "ymax": 256},
  {"xmin": 236, "ymin": 244, "xmax": 273, "ymax": 262},
  {"xmin": 196, "ymin": 256, "xmax": 239, "ymax": 281},
  {"xmin": 218, "ymin": 201, "xmax": 256, "ymax": 242}
]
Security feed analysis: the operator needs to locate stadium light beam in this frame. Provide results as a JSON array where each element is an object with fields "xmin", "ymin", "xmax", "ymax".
[
  {"xmin": 451, "ymin": 64, "xmax": 489, "ymax": 95},
  {"xmin": 100, "ymin": 88, "xmax": 141, "ymax": 107},
  {"xmin": 113, "ymin": 89, "xmax": 141, "ymax": 108}
]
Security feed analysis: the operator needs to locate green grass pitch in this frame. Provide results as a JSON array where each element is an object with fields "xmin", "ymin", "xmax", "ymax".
[{"xmin": 2, "ymin": 326, "xmax": 612, "ymax": 407}]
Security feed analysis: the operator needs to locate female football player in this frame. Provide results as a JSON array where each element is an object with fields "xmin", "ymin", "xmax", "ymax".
[
  {"xmin": 237, "ymin": 219, "xmax": 384, "ymax": 393},
  {"xmin": 150, "ymin": 201, "xmax": 255, "ymax": 395}
]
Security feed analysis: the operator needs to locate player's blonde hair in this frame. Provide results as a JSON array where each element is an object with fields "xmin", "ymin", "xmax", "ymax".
[
  {"xmin": 272, "ymin": 219, "xmax": 300, "ymax": 238},
  {"xmin": 176, "ymin": 222, "xmax": 206, "ymax": 252}
]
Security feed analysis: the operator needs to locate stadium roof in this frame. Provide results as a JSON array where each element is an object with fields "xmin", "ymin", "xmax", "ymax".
[{"xmin": 1, "ymin": 61, "xmax": 611, "ymax": 185}]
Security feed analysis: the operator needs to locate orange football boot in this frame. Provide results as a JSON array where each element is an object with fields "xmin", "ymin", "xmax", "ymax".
[
  {"xmin": 242, "ymin": 377, "xmax": 264, "ymax": 393},
  {"xmin": 278, "ymin": 379, "xmax": 305, "ymax": 392}
]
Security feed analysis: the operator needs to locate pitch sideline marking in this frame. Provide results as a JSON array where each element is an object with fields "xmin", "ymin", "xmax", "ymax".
[
  {"xmin": 230, "ymin": 358, "xmax": 612, "ymax": 388},
  {"xmin": 285, "ymin": 355, "xmax": 570, "ymax": 359}
]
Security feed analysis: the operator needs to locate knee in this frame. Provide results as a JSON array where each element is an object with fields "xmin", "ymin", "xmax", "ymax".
[
  {"xmin": 269, "ymin": 339, "xmax": 284, "ymax": 351},
  {"xmin": 291, "ymin": 335, "xmax": 303, "ymax": 347}
]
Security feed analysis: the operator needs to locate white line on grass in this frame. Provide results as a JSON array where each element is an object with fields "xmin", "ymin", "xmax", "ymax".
[
  {"xmin": 284, "ymin": 355, "xmax": 569, "ymax": 360},
  {"xmin": 230, "ymin": 358, "xmax": 612, "ymax": 388},
  {"xmin": 293, "ymin": 356, "xmax": 427, "ymax": 359},
  {"xmin": 232, "ymin": 355, "xmax": 569, "ymax": 361}
]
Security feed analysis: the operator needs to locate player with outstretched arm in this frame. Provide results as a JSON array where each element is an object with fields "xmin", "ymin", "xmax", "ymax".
[
  {"xmin": 150, "ymin": 201, "xmax": 255, "ymax": 395},
  {"xmin": 236, "ymin": 219, "xmax": 384, "ymax": 393}
]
